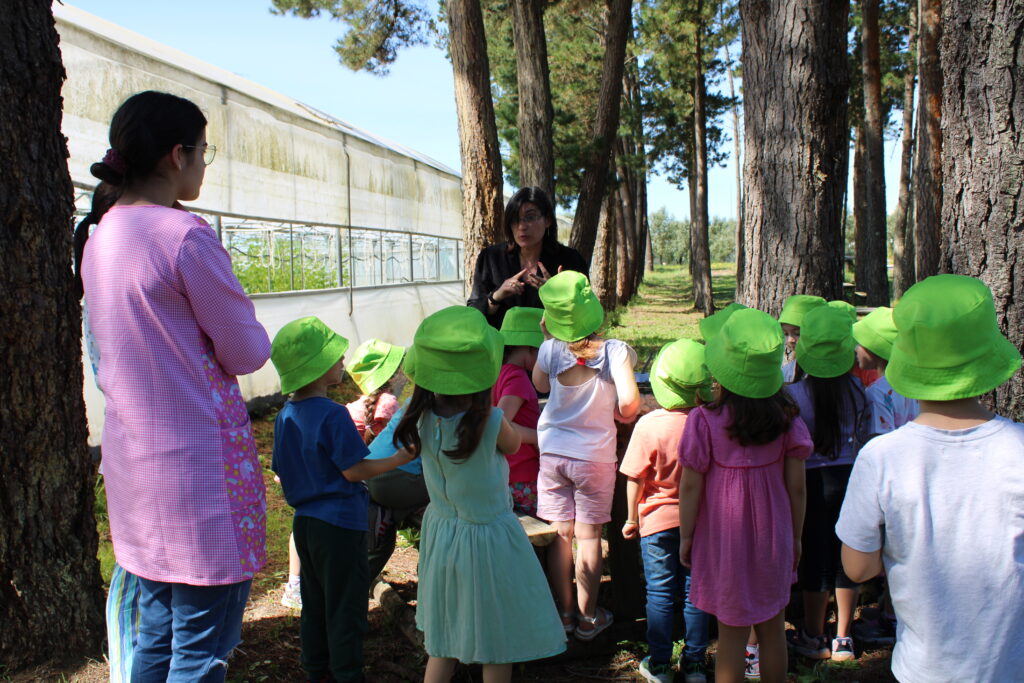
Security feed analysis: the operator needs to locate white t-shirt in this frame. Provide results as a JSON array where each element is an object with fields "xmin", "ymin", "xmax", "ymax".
[
  {"xmin": 866, "ymin": 375, "xmax": 920, "ymax": 435},
  {"xmin": 836, "ymin": 417, "xmax": 1024, "ymax": 683},
  {"xmin": 537, "ymin": 338, "xmax": 636, "ymax": 464}
]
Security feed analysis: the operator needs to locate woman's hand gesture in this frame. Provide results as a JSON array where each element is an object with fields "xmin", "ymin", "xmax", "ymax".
[
  {"xmin": 524, "ymin": 261, "xmax": 553, "ymax": 289},
  {"xmin": 492, "ymin": 267, "xmax": 530, "ymax": 302}
]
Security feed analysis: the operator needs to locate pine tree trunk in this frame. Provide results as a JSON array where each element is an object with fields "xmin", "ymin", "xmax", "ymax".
[
  {"xmin": 451, "ymin": 0, "xmax": 505, "ymax": 291},
  {"xmin": 0, "ymin": 1, "xmax": 105, "ymax": 668},
  {"xmin": 914, "ymin": 0, "xmax": 942, "ymax": 279},
  {"xmin": 692, "ymin": 11, "xmax": 715, "ymax": 315},
  {"xmin": 615, "ymin": 143, "xmax": 638, "ymax": 302},
  {"xmin": 568, "ymin": 0, "xmax": 632, "ymax": 263},
  {"xmin": 592, "ymin": 194, "xmax": 619, "ymax": 307},
  {"xmin": 725, "ymin": 42, "xmax": 745, "ymax": 297},
  {"xmin": 940, "ymin": 0, "xmax": 1024, "ymax": 420},
  {"xmin": 739, "ymin": 0, "xmax": 849, "ymax": 313},
  {"xmin": 859, "ymin": 0, "xmax": 890, "ymax": 305},
  {"xmin": 892, "ymin": 1, "xmax": 917, "ymax": 298},
  {"xmin": 853, "ymin": 124, "xmax": 869, "ymax": 293},
  {"xmin": 615, "ymin": 194, "xmax": 631, "ymax": 303},
  {"xmin": 510, "ymin": 0, "xmax": 555, "ymax": 201}
]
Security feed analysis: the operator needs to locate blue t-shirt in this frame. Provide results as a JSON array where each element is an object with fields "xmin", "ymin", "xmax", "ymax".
[
  {"xmin": 364, "ymin": 404, "xmax": 422, "ymax": 475},
  {"xmin": 272, "ymin": 396, "xmax": 370, "ymax": 531}
]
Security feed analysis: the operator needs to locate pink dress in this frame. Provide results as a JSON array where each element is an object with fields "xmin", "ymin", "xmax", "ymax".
[
  {"xmin": 679, "ymin": 405, "xmax": 812, "ymax": 625},
  {"xmin": 83, "ymin": 205, "xmax": 271, "ymax": 586}
]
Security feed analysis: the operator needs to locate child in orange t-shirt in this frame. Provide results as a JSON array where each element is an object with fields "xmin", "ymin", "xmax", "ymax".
[{"xmin": 620, "ymin": 339, "xmax": 713, "ymax": 683}]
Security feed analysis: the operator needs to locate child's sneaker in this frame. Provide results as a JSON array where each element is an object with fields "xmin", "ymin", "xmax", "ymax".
[
  {"xmin": 787, "ymin": 628, "xmax": 831, "ymax": 659},
  {"xmin": 853, "ymin": 615, "xmax": 896, "ymax": 645},
  {"xmin": 638, "ymin": 656, "xmax": 673, "ymax": 683},
  {"xmin": 681, "ymin": 658, "xmax": 707, "ymax": 683},
  {"xmin": 831, "ymin": 636, "xmax": 856, "ymax": 662},
  {"xmin": 281, "ymin": 580, "xmax": 302, "ymax": 610},
  {"xmin": 744, "ymin": 645, "xmax": 760, "ymax": 680}
]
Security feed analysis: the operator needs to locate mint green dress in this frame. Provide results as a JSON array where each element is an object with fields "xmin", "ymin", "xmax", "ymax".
[{"xmin": 415, "ymin": 407, "xmax": 567, "ymax": 663}]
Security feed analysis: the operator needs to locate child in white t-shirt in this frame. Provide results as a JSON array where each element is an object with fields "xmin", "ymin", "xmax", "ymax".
[
  {"xmin": 836, "ymin": 274, "xmax": 1024, "ymax": 683},
  {"xmin": 852, "ymin": 307, "xmax": 919, "ymax": 435}
]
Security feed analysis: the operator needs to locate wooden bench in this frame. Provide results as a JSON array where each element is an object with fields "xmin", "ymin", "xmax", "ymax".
[{"xmin": 516, "ymin": 511, "xmax": 557, "ymax": 547}]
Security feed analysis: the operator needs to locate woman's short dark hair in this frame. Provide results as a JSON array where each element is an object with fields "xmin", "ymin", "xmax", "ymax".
[{"xmin": 503, "ymin": 186, "xmax": 559, "ymax": 252}]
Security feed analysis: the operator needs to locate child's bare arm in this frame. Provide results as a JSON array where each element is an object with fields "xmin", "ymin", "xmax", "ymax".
[
  {"xmin": 784, "ymin": 455, "xmax": 807, "ymax": 570},
  {"xmin": 678, "ymin": 467, "xmax": 704, "ymax": 566},
  {"xmin": 622, "ymin": 477, "xmax": 642, "ymax": 539},
  {"xmin": 496, "ymin": 395, "xmax": 538, "ymax": 445},
  {"xmin": 496, "ymin": 414, "xmax": 523, "ymax": 455},
  {"xmin": 841, "ymin": 544, "xmax": 883, "ymax": 583},
  {"xmin": 342, "ymin": 447, "xmax": 416, "ymax": 482},
  {"xmin": 532, "ymin": 359, "xmax": 550, "ymax": 394},
  {"xmin": 610, "ymin": 355, "xmax": 640, "ymax": 421}
]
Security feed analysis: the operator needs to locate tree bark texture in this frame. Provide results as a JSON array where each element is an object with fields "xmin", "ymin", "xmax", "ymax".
[
  {"xmin": 615, "ymin": 142, "xmax": 638, "ymax": 302},
  {"xmin": 939, "ymin": 0, "xmax": 1024, "ymax": 420},
  {"xmin": 614, "ymin": 191, "xmax": 631, "ymax": 302},
  {"xmin": 568, "ymin": 0, "xmax": 632, "ymax": 263},
  {"xmin": 853, "ymin": 124, "xmax": 869, "ymax": 289},
  {"xmin": 450, "ymin": 0, "xmax": 505, "ymax": 292},
  {"xmin": 738, "ymin": 0, "xmax": 850, "ymax": 314},
  {"xmin": 914, "ymin": 0, "xmax": 942, "ymax": 280},
  {"xmin": 858, "ymin": 0, "xmax": 890, "ymax": 305},
  {"xmin": 692, "ymin": 18, "xmax": 715, "ymax": 315},
  {"xmin": 592, "ymin": 195, "xmax": 619, "ymax": 307},
  {"xmin": 892, "ymin": 1, "xmax": 917, "ymax": 298},
  {"xmin": 0, "ymin": 1, "xmax": 105, "ymax": 668},
  {"xmin": 725, "ymin": 42, "xmax": 745, "ymax": 296},
  {"xmin": 510, "ymin": 0, "xmax": 555, "ymax": 201}
]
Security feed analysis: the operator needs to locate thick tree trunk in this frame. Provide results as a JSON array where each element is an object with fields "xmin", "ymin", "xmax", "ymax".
[
  {"xmin": 615, "ymin": 143, "xmax": 639, "ymax": 302},
  {"xmin": 859, "ymin": 0, "xmax": 889, "ymax": 305},
  {"xmin": 568, "ymin": 0, "xmax": 632, "ymax": 263},
  {"xmin": 0, "ymin": 1, "xmax": 105, "ymax": 668},
  {"xmin": 892, "ymin": 1, "xmax": 917, "ymax": 298},
  {"xmin": 939, "ymin": 0, "xmax": 1024, "ymax": 420},
  {"xmin": 725, "ymin": 42, "xmax": 745, "ymax": 296},
  {"xmin": 510, "ymin": 0, "xmax": 555, "ymax": 201},
  {"xmin": 739, "ymin": 0, "xmax": 849, "ymax": 313},
  {"xmin": 614, "ymin": 193, "xmax": 631, "ymax": 303},
  {"xmin": 692, "ymin": 14, "xmax": 715, "ymax": 315},
  {"xmin": 450, "ymin": 0, "xmax": 505, "ymax": 291},
  {"xmin": 592, "ymin": 194, "xmax": 619, "ymax": 307},
  {"xmin": 853, "ymin": 125, "xmax": 869, "ymax": 292},
  {"xmin": 914, "ymin": 0, "xmax": 942, "ymax": 279}
]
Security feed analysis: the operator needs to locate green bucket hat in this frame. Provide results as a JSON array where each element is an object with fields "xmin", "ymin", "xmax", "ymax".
[
  {"xmin": 705, "ymin": 308, "xmax": 785, "ymax": 399},
  {"xmin": 852, "ymin": 307, "xmax": 897, "ymax": 361},
  {"xmin": 404, "ymin": 306, "xmax": 503, "ymax": 394},
  {"xmin": 828, "ymin": 300, "xmax": 858, "ymax": 323},
  {"xmin": 650, "ymin": 339, "xmax": 713, "ymax": 410},
  {"xmin": 538, "ymin": 270, "xmax": 604, "ymax": 342},
  {"xmin": 795, "ymin": 305, "xmax": 856, "ymax": 378},
  {"xmin": 271, "ymin": 316, "xmax": 350, "ymax": 394},
  {"xmin": 699, "ymin": 302, "xmax": 747, "ymax": 343},
  {"xmin": 346, "ymin": 338, "xmax": 406, "ymax": 395},
  {"xmin": 499, "ymin": 307, "xmax": 545, "ymax": 348},
  {"xmin": 778, "ymin": 294, "xmax": 827, "ymax": 327},
  {"xmin": 886, "ymin": 274, "xmax": 1022, "ymax": 400}
]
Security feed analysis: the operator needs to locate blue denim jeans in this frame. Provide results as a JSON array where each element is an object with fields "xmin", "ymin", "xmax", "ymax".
[
  {"xmin": 640, "ymin": 528, "xmax": 710, "ymax": 664},
  {"xmin": 131, "ymin": 577, "xmax": 251, "ymax": 682}
]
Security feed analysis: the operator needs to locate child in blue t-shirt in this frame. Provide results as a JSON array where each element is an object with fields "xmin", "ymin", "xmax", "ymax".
[{"xmin": 271, "ymin": 316, "xmax": 413, "ymax": 683}]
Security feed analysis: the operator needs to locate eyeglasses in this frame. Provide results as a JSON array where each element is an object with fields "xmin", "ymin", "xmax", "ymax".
[
  {"xmin": 183, "ymin": 143, "xmax": 217, "ymax": 166},
  {"xmin": 518, "ymin": 212, "xmax": 546, "ymax": 224}
]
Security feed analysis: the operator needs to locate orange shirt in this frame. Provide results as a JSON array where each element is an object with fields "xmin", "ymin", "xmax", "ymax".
[{"xmin": 619, "ymin": 408, "xmax": 690, "ymax": 537}]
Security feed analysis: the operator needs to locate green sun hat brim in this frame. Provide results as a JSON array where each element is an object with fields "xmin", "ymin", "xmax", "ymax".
[
  {"xmin": 347, "ymin": 339, "xmax": 406, "ymax": 395},
  {"xmin": 886, "ymin": 274, "xmax": 1022, "ymax": 400},
  {"xmin": 404, "ymin": 306, "xmax": 503, "ymax": 395},
  {"xmin": 795, "ymin": 305, "xmax": 856, "ymax": 378},
  {"xmin": 271, "ymin": 316, "xmax": 350, "ymax": 395},
  {"xmin": 650, "ymin": 339, "xmax": 713, "ymax": 410},
  {"xmin": 852, "ymin": 307, "xmax": 896, "ymax": 361},
  {"xmin": 705, "ymin": 309, "xmax": 785, "ymax": 399},
  {"xmin": 778, "ymin": 295, "xmax": 827, "ymax": 327},
  {"xmin": 827, "ymin": 300, "xmax": 858, "ymax": 323},
  {"xmin": 699, "ymin": 302, "xmax": 748, "ymax": 343},
  {"xmin": 538, "ymin": 271, "xmax": 604, "ymax": 342},
  {"xmin": 499, "ymin": 307, "xmax": 545, "ymax": 348}
]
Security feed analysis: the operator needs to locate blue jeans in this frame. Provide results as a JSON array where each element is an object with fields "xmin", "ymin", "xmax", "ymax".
[
  {"xmin": 131, "ymin": 577, "xmax": 251, "ymax": 682},
  {"xmin": 640, "ymin": 528, "xmax": 710, "ymax": 664}
]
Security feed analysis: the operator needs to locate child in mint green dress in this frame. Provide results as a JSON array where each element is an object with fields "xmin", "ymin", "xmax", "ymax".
[{"xmin": 394, "ymin": 306, "xmax": 566, "ymax": 682}]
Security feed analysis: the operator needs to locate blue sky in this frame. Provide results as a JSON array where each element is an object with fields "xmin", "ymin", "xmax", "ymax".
[{"xmin": 65, "ymin": 0, "xmax": 904, "ymax": 222}]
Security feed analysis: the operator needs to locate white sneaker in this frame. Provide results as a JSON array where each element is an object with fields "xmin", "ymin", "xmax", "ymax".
[
  {"xmin": 281, "ymin": 580, "xmax": 302, "ymax": 610},
  {"xmin": 744, "ymin": 645, "xmax": 760, "ymax": 680},
  {"xmin": 831, "ymin": 636, "xmax": 855, "ymax": 662},
  {"xmin": 638, "ymin": 656, "xmax": 673, "ymax": 683}
]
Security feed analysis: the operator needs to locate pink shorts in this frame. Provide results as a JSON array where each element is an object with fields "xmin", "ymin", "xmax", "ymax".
[{"xmin": 536, "ymin": 454, "xmax": 616, "ymax": 525}]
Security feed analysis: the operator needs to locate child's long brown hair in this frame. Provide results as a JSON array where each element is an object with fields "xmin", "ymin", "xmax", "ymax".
[
  {"xmin": 705, "ymin": 386, "xmax": 799, "ymax": 446},
  {"xmin": 394, "ymin": 386, "xmax": 492, "ymax": 461}
]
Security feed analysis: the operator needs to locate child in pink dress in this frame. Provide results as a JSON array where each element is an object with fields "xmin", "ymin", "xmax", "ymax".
[{"xmin": 679, "ymin": 309, "xmax": 811, "ymax": 683}]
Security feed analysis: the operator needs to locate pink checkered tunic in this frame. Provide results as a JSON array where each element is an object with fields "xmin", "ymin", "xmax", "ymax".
[{"xmin": 83, "ymin": 205, "xmax": 271, "ymax": 585}]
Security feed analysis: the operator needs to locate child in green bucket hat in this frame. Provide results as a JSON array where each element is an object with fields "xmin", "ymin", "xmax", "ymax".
[
  {"xmin": 852, "ymin": 307, "xmax": 919, "ymax": 435},
  {"xmin": 345, "ymin": 338, "xmax": 407, "ymax": 445},
  {"xmin": 619, "ymin": 339, "xmax": 713, "ymax": 681},
  {"xmin": 494, "ymin": 307, "xmax": 545, "ymax": 515},
  {"xmin": 679, "ymin": 308, "xmax": 813, "ymax": 683},
  {"xmin": 779, "ymin": 294, "xmax": 827, "ymax": 383},
  {"xmin": 535, "ymin": 271, "xmax": 640, "ymax": 640},
  {"xmin": 787, "ymin": 305, "xmax": 870, "ymax": 662},
  {"xmin": 391, "ymin": 306, "xmax": 567, "ymax": 677},
  {"xmin": 269, "ymin": 316, "xmax": 415, "ymax": 682},
  {"xmin": 836, "ymin": 274, "xmax": 1024, "ymax": 683}
]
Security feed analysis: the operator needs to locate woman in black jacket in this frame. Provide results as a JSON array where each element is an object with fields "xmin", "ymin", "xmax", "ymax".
[{"xmin": 467, "ymin": 186, "xmax": 589, "ymax": 328}]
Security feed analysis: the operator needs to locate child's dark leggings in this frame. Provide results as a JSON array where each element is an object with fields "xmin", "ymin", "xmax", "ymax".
[
  {"xmin": 293, "ymin": 516, "xmax": 369, "ymax": 682},
  {"xmin": 799, "ymin": 464, "xmax": 859, "ymax": 592}
]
